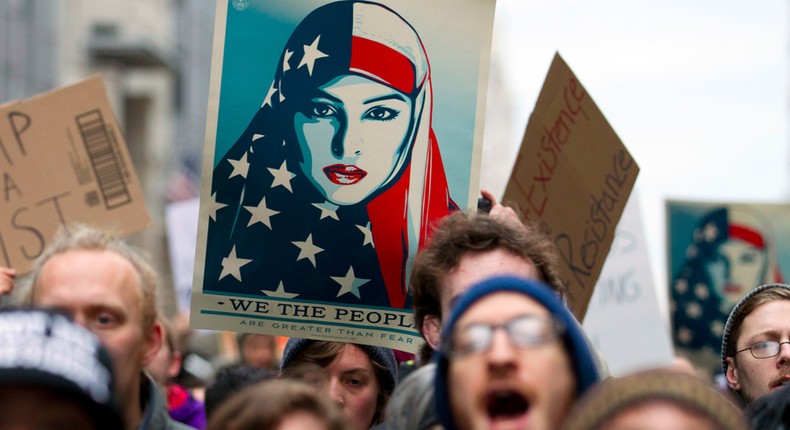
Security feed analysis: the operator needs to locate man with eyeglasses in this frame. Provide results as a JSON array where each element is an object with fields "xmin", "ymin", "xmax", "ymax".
[
  {"xmin": 722, "ymin": 282, "xmax": 790, "ymax": 406},
  {"xmin": 410, "ymin": 191, "xmax": 567, "ymax": 363},
  {"xmin": 434, "ymin": 275, "xmax": 600, "ymax": 430}
]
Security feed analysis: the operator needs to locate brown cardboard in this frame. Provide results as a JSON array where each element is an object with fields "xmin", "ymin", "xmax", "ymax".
[
  {"xmin": 502, "ymin": 53, "xmax": 639, "ymax": 320},
  {"xmin": 0, "ymin": 75, "xmax": 150, "ymax": 273}
]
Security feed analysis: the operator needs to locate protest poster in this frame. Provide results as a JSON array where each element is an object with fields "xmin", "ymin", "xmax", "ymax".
[
  {"xmin": 583, "ymin": 193, "xmax": 674, "ymax": 376},
  {"xmin": 0, "ymin": 76, "xmax": 150, "ymax": 273},
  {"xmin": 502, "ymin": 53, "xmax": 640, "ymax": 320},
  {"xmin": 190, "ymin": 0, "xmax": 496, "ymax": 352},
  {"xmin": 668, "ymin": 199, "xmax": 790, "ymax": 375}
]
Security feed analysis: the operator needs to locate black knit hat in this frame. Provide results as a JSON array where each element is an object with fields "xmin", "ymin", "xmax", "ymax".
[
  {"xmin": 721, "ymin": 283, "xmax": 790, "ymax": 374},
  {"xmin": 0, "ymin": 308, "xmax": 123, "ymax": 429},
  {"xmin": 280, "ymin": 338, "xmax": 398, "ymax": 395}
]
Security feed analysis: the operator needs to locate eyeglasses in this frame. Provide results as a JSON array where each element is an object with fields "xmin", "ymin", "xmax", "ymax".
[
  {"xmin": 443, "ymin": 315, "xmax": 565, "ymax": 358},
  {"xmin": 734, "ymin": 340, "xmax": 790, "ymax": 359}
]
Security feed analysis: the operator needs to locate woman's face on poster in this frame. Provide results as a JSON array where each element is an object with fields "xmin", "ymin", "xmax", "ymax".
[
  {"xmin": 705, "ymin": 238, "xmax": 767, "ymax": 307},
  {"xmin": 294, "ymin": 74, "xmax": 413, "ymax": 206}
]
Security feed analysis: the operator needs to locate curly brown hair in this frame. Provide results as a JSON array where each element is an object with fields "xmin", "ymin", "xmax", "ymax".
[{"xmin": 410, "ymin": 210, "xmax": 565, "ymax": 337}]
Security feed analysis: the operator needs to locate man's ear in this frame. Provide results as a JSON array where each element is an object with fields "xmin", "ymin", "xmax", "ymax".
[
  {"xmin": 168, "ymin": 351, "xmax": 183, "ymax": 379},
  {"xmin": 725, "ymin": 356, "xmax": 741, "ymax": 391},
  {"xmin": 141, "ymin": 321, "xmax": 164, "ymax": 367},
  {"xmin": 422, "ymin": 314, "xmax": 442, "ymax": 351}
]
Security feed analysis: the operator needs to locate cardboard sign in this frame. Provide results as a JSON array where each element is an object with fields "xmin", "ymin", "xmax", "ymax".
[
  {"xmin": 583, "ymin": 193, "xmax": 674, "ymax": 376},
  {"xmin": 503, "ymin": 53, "xmax": 639, "ymax": 320},
  {"xmin": 191, "ymin": 0, "xmax": 495, "ymax": 352},
  {"xmin": 0, "ymin": 75, "xmax": 150, "ymax": 273}
]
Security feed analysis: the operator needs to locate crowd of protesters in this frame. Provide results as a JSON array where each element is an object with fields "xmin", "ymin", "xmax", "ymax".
[{"xmin": 1, "ymin": 192, "xmax": 789, "ymax": 430}]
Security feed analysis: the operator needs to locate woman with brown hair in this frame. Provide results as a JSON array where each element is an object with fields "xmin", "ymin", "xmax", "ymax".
[{"xmin": 280, "ymin": 339, "xmax": 398, "ymax": 430}]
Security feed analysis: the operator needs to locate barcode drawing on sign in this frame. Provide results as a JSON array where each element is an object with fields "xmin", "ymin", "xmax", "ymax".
[{"xmin": 76, "ymin": 110, "xmax": 131, "ymax": 209}]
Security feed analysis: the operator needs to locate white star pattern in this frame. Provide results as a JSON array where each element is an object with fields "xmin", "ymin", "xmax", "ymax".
[
  {"xmin": 244, "ymin": 196, "xmax": 279, "ymax": 229},
  {"xmin": 685, "ymin": 302, "xmax": 702, "ymax": 319},
  {"xmin": 694, "ymin": 284, "xmax": 710, "ymax": 300},
  {"xmin": 292, "ymin": 233, "xmax": 324, "ymax": 267},
  {"xmin": 356, "ymin": 222, "xmax": 374, "ymax": 247},
  {"xmin": 298, "ymin": 35, "xmax": 328, "ymax": 76},
  {"xmin": 252, "ymin": 133, "xmax": 264, "ymax": 142},
  {"xmin": 283, "ymin": 49, "xmax": 293, "ymax": 72},
  {"xmin": 268, "ymin": 160, "xmax": 295, "ymax": 192},
  {"xmin": 220, "ymin": 246, "xmax": 252, "ymax": 282},
  {"xmin": 262, "ymin": 281, "xmax": 299, "ymax": 299},
  {"xmin": 208, "ymin": 192, "xmax": 228, "ymax": 222},
  {"xmin": 332, "ymin": 266, "xmax": 370, "ymax": 299},
  {"xmin": 675, "ymin": 279, "xmax": 688, "ymax": 294},
  {"xmin": 313, "ymin": 201, "xmax": 340, "ymax": 221},
  {"xmin": 703, "ymin": 222, "xmax": 719, "ymax": 242},
  {"xmin": 677, "ymin": 327, "xmax": 692, "ymax": 344},
  {"xmin": 262, "ymin": 81, "xmax": 277, "ymax": 108},
  {"xmin": 227, "ymin": 151, "xmax": 250, "ymax": 179},
  {"xmin": 711, "ymin": 320, "xmax": 725, "ymax": 337}
]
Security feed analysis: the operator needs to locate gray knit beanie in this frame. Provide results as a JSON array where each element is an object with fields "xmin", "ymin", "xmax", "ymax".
[{"xmin": 721, "ymin": 283, "xmax": 790, "ymax": 374}]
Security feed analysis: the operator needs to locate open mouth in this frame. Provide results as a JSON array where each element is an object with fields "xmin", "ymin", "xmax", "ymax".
[
  {"xmin": 323, "ymin": 164, "xmax": 367, "ymax": 185},
  {"xmin": 486, "ymin": 389, "xmax": 530, "ymax": 428}
]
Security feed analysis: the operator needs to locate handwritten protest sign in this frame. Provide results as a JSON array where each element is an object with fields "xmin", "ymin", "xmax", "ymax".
[
  {"xmin": 583, "ymin": 193, "xmax": 674, "ymax": 376},
  {"xmin": 0, "ymin": 76, "xmax": 150, "ymax": 273},
  {"xmin": 191, "ymin": 0, "xmax": 495, "ymax": 352},
  {"xmin": 503, "ymin": 53, "xmax": 639, "ymax": 320}
]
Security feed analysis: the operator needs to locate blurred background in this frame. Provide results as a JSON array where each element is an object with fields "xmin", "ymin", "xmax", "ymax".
[{"xmin": 2, "ymin": 0, "xmax": 786, "ymax": 357}]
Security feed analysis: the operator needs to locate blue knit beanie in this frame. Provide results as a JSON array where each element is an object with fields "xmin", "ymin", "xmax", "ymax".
[
  {"xmin": 280, "ymin": 338, "xmax": 398, "ymax": 395},
  {"xmin": 434, "ymin": 276, "xmax": 601, "ymax": 430}
]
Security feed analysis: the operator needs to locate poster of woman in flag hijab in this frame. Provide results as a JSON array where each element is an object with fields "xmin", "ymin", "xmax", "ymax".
[
  {"xmin": 668, "ymin": 200, "xmax": 790, "ymax": 375},
  {"xmin": 191, "ymin": 0, "xmax": 495, "ymax": 351}
]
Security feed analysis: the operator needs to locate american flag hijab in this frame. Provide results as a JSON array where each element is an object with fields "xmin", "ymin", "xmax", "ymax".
[
  {"xmin": 205, "ymin": 1, "xmax": 458, "ymax": 309},
  {"xmin": 672, "ymin": 206, "xmax": 783, "ymax": 369}
]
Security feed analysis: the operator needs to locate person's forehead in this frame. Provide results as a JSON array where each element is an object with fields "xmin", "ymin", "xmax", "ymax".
[
  {"xmin": 43, "ymin": 249, "xmax": 136, "ymax": 275},
  {"xmin": 442, "ymin": 248, "xmax": 538, "ymax": 302},
  {"xmin": 37, "ymin": 250, "xmax": 143, "ymax": 300},
  {"xmin": 326, "ymin": 344, "xmax": 374, "ymax": 372},
  {"xmin": 603, "ymin": 401, "xmax": 718, "ymax": 430},
  {"xmin": 245, "ymin": 334, "xmax": 274, "ymax": 347},
  {"xmin": 739, "ymin": 300, "xmax": 790, "ymax": 340}
]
